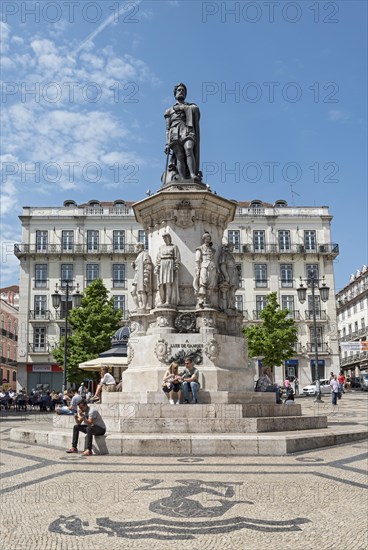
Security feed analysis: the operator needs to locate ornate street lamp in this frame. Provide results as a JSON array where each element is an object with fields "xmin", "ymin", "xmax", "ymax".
[
  {"xmin": 52, "ymin": 281, "xmax": 82, "ymax": 392},
  {"xmin": 297, "ymin": 275, "xmax": 330, "ymax": 401}
]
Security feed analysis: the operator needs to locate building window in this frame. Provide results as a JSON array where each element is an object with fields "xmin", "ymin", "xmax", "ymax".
[
  {"xmin": 254, "ymin": 264, "xmax": 267, "ymax": 288},
  {"xmin": 256, "ymin": 295, "xmax": 268, "ymax": 315},
  {"xmin": 228, "ymin": 230, "xmax": 240, "ymax": 252},
  {"xmin": 1, "ymin": 315, "xmax": 4, "ymax": 331},
  {"xmin": 59, "ymin": 295, "xmax": 73, "ymax": 320},
  {"xmin": 307, "ymin": 295, "xmax": 321, "ymax": 319},
  {"xmin": 138, "ymin": 230, "xmax": 148, "ymax": 250},
  {"xmin": 12, "ymin": 371, "xmax": 16, "ymax": 382},
  {"xmin": 348, "ymin": 324, "xmax": 352, "ymax": 334},
  {"xmin": 353, "ymin": 304, "xmax": 357, "ymax": 314},
  {"xmin": 235, "ymin": 295, "xmax": 243, "ymax": 313},
  {"xmin": 342, "ymin": 327, "xmax": 346, "ymax": 337},
  {"xmin": 34, "ymin": 327, "xmax": 46, "ymax": 351},
  {"xmin": 280, "ymin": 264, "xmax": 293, "ymax": 288},
  {"xmin": 86, "ymin": 264, "xmax": 99, "ymax": 284},
  {"xmin": 304, "ymin": 230, "xmax": 316, "ymax": 252},
  {"xmin": 309, "ymin": 326, "xmax": 323, "ymax": 350},
  {"xmin": 61, "ymin": 264, "xmax": 73, "ymax": 285},
  {"xmin": 35, "ymin": 264, "xmax": 47, "ymax": 288},
  {"xmin": 113, "ymin": 295, "xmax": 126, "ymax": 318},
  {"xmin": 354, "ymin": 321, "xmax": 358, "ymax": 333},
  {"xmin": 87, "ymin": 230, "xmax": 99, "ymax": 252},
  {"xmin": 36, "ymin": 230, "xmax": 48, "ymax": 251},
  {"xmin": 282, "ymin": 295, "xmax": 295, "ymax": 316},
  {"xmin": 362, "ymin": 318, "xmax": 366, "ymax": 330},
  {"xmin": 306, "ymin": 264, "xmax": 319, "ymax": 287},
  {"xmin": 113, "ymin": 264, "xmax": 126, "ymax": 288},
  {"xmin": 236, "ymin": 264, "xmax": 243, "ymax": 287},
  {"xmin": 113, "ymin": 230, "xmax": 125, "ymax": 251},
  {"xmin": 60, "ymin": 325, "xmax": 72, "ymax": 337},
  {"xmin": 34, "ymin": 295, "xmax": 47, "ymax": 318},
  {"xmin": 278, "ymin": 230, "xmax": 291, "ymax": 252},
  {"xmin": 7, "ymin": 318, "xmax": 12, "ymax": 334},
  {"xmin": 62, "ymin": 230, "xmax": 74, "ymax": 251},
  {"xmin": 360, "ymin": 300, "xmax": 364, "ymax": 310},
  {"xmin": 13, "ymin": 322, "xmax": 17, "ymax": 337},
  {"xmin": 253, "ymin": 230, "xmax": 265, "ymax": 252}
]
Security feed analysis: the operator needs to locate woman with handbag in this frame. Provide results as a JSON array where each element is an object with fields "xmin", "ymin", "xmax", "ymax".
[{"xmin": 162, "ymin": 362, "xmax": 183, "ymax": 405}]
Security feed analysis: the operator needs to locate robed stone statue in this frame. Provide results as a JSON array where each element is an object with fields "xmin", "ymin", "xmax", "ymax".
[{"xmin": 164, "ymin": 83, "xmax": 201, "ymax": 183}]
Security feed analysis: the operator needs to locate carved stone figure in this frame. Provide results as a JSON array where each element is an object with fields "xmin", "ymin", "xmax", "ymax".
[
  {"xmin": 218, "ymin": 242, "xmax": 240, "ymax": 310},
  {"xmin": 193, "ymin": 232, "xmax": 218, "ymax": 308},
  {"xmin": 155, "ymin": 233, "xmax": 181, "ymax": 306},
  {"xmin": 164, "ymin": 83, "xmax": 201, "ymax": 182},
  {"xmin": 131, "ymin": 243, "xmax": 153, "ymax": 310}
]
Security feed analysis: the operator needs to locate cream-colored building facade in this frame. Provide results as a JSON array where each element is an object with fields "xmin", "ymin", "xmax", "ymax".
[
  {"xmin": 14, "ymin": 198, "xmax": 340, "ymax": 390},
  {"xmin": 336, "ymin": 266, "xmax": 368, "ymax": 375}
]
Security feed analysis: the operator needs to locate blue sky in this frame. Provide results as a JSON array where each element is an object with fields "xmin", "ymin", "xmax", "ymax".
[{"xmin": 1, "ymin": 0, "xmax": 367, "ymax": 291}]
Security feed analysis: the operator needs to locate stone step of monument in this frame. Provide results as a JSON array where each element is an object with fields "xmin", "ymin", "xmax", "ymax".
[
  {"xmin": 10, "ymin": 424, "xmax": 368, "ymax": 456},
  {"xmin": 101, "ymin": 391, "xmax": 277, "ymax": 405},
  {"xmin": 91, "ymin": 402, "xmax": 302, "ymax": 419},
  {"xmin": 53, "ymin": 403, "xmax": 302, "ymax": 426},
  {"xmin": 53, "ymin": 413, "xmax": 324, "ymax": 433}
]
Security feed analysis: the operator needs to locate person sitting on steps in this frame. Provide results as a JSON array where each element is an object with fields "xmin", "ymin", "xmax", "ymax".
[
  {"xmin": 90, "ymin": 367, "xmax": 116, "ymax": 403},
  {"xmin": 162, "ymin": 362, "xmax": 183, "ymax": 405},
  {"xmin": 181, "ymin": 358, "xmax": 200, "ymax": 404}
]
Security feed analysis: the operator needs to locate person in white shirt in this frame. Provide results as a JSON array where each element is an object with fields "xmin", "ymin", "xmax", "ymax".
[
  {"xmin": 330, "ymin": 374, "xmax": 339, "ymax": 406},
  {"xmin": 91, "ymin": 367, "xmax": 116, "ymax": 402}
]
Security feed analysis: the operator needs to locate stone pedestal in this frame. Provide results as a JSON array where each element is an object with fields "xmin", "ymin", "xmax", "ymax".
[{"xmin": 121, "ymin": 184, "xmax": 253, "ymax": 403}]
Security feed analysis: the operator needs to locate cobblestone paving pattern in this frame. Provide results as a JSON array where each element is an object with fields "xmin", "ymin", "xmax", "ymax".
[{"xmin": 1, "ymin": 393, "xmax": 367, "ymax": 550}]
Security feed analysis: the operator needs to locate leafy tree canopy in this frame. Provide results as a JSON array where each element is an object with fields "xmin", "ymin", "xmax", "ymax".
[
  {"xmin": 243, "ymin": 292, "xmax": 298, "ymax": 371},
  {"xmin": 53, "ymin": 279, "xmax": 122, "ymax": 385}
]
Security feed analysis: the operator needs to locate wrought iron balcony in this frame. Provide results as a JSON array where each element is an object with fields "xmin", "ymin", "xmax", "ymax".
[
  {"xmin": 284, "ymin": 310, "xmax": 301, "ymax": 320},
  {"xmin": 305, "ymin": 342, "xmax": 329, "ymax": 353},
  {"xmin": 14, "ymin": 243, "xmax": 140, "ymax": 257},
  {"xmin": 28, "ymin": 343, "xmax": 51, "ymax": 353},
  {"xmin": 305, "ymin": 310, "xmax": 327, "ymax": 321},
  {"xmin": 29, "ymin": 310, "xmax": 52, "ymax": 321},
  {"xmin": 233, "ymin": 243, "xmax": 339, "ymax": 257}
]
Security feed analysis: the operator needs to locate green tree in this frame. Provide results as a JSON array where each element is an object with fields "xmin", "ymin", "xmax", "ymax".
[
  {"xmin": 244, "ymin": 292, "xmax": 298, "ymax": 371},
  {"xmin": 53, "ymin": 279, "xmax": 122, "ymax": 385}
]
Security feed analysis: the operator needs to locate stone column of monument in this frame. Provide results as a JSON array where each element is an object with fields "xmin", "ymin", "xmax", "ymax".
[{"xmin": 120, "ymin": 84, "xmax": 254, "ymax": 404}]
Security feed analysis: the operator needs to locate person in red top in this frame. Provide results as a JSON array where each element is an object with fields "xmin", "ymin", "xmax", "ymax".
[{"xmin": 337, "ymin": 372, "xmax": 346, "ymax": 394}]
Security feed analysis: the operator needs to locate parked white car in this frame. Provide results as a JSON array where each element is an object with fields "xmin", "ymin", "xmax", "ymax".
[{"xmin": 302, "ymin": 379, "xmax": 331, "ymax": 396}]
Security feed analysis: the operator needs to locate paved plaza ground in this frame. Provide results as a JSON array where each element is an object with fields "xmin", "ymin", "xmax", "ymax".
[{"xmin": 1, "ymin": 392, "xmax": 367, "ymax": 550}]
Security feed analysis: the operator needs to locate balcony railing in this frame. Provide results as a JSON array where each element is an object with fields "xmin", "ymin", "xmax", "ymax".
[
  {"xmin": 29, "ymin": 310, "xmax": 52, "ymax": 321},
  {"xmin": 283, "ymin": 310, "xmax": 301, "ymax": 320},
  {"xmin": 291, "ymin": 342, "xmax": 302, "ymax": 352},
  {"xmin": 112, "ymin": 279, "xmax": 128, "ymax": 289},
  {"xmin": 14, "ymin": 243, "xmax": 141, "ymax": 257},
  {"xmin": 29, "ymin": 343, "xmax": 50, "ymax": 353},
  {"xmin": 305, "ymin": 310, "xmax": 327, "ymax": 321},
  {"xmin": 305, "ymin": 342, "xmax": 329, "ymax": 353},
  {"xmin": 0, "ymin": 356, "xmax": 17, "ymax": 366},
  {"xmin": 341, "ymin": 352, "xmax": 366, "ymax": 366},
  {"xmin": 233, "ymin": 243, "xmax": 339, "ymax": 256}
]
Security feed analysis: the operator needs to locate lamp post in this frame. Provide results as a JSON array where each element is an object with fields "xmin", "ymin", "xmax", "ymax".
[
  {"xmin": 52, "ymin": 281, "xmax": 82, "ymax": 392},
  {"xmin": 297, "ymin": 275, "xmax": 330, "ymax": 402}
]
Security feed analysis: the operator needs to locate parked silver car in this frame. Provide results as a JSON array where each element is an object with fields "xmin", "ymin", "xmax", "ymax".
[
  {"xmin": 360, "ymin": 373, "xmax": 368, "ymax": 391},
  {"xmin": 302, "ymin": 379, "xmax": 331, "ymax": 396}
]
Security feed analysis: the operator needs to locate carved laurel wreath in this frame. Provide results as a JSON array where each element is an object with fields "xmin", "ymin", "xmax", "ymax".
[
  {"xmin": 205, "ymin": 338, "xmax": 220, "ymax": 361},
  {"xmin": 174, "ymin": 313, "xmax": 196, "ymax": 333}
]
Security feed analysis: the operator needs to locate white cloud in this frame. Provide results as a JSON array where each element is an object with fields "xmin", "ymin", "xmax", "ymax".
[{"xmin": 328, "ymin": 110, "xmax": 350, "ymax": 122}]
